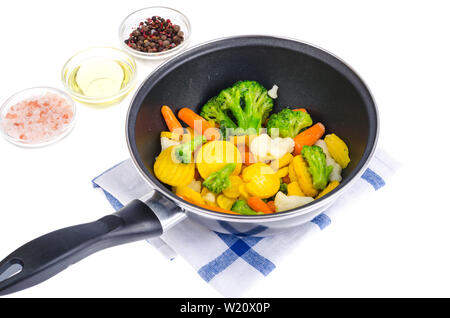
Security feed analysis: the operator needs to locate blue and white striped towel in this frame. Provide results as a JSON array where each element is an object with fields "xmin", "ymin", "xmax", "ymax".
[{"xmin": 92, "ymin": 148, "xmax": 399, "ymax": 297}]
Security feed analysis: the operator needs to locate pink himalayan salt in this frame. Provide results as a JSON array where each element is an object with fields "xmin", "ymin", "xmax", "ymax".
[{"xmin": 2, "ymin": 93, "xmax": 74, "ymax": 143}]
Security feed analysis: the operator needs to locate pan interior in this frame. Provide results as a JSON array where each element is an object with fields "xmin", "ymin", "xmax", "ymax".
[{"xmin": 128, "ymin": 37, "xmax": 377, "ymax": 213}]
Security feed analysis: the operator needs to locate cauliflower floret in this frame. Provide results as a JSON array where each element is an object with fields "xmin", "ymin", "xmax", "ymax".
[
  {"xmin": 268, "ymin": 84, "xmax": 279, "ymax": 99},
  {"xmin": 201, "ymin": 188, "xmax": 217, "ymax": 206},
  {"xmin": 274, "ymin": 191, "xmax": 314, "ymax": 212},
  {"xmin": 250, "ymin": 133, "xmax": 294, "ymax": 162},
  {"xmin": 250, "ymin": 134, "xmax": 271, "ymax": 161},
  {"xmin": 186, "ymin": 179, "xmax": 202, "ymax": 193},
  {"xmin": 315, "ymin": 139, "xmax": 342, "ymax": 182},
  {"xmin": 271, "ymin": 137, "xmax": 294, "ymax": 158},
  {"xmin": 160, "ymin": 137, "xmax": 180, "ymax": 151},
  {"xmin": 203, "ymin": 192, "xmax": 216, "ymax": 204}
]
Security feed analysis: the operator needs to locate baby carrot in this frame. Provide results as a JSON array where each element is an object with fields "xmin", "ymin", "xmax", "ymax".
[
  {"xmin": 293, "ymin": 122, "xmax": 325, "ymax": 155},
  {"xmin": 197, "ymin": 203, "xmax": 241, "ymax": 215},
  {"xmin": 243, "ymin": 151, "xmax": 255, "ymax": 165},
  {"xmin": 161, "ymin": 106, "xmax": 183, "ymax": 132},
  {"xmin": 238, "ymin": 145, "xmax": 255, "ymax": 165},
  {"xmin": 178, "ymin": 108, "xmax": 216, "ymax": 140},
  {"xmin": 178, "ymin": 195, "xmax": 241, "ymax": 215},
  {"xmin": 267, "ymin": 200, "xmax": 276, "ymax": 213},
  {"xmin": 247, "ymin": 197, "xmax": 274, "ymax": 214},
  {"xmin": 292, "ymin": 108, "xmax": 307, "ymax": 113}
]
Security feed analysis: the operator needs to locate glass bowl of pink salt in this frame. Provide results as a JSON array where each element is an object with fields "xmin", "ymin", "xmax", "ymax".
[{"xmin": 0, "ymin": 87, "xmax": 76, "ymax": 147}]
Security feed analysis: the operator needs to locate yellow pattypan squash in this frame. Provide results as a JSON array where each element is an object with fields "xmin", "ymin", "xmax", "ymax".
[
  {"xmin": 196, "ymin": 141, "xmax": 242, "ymax": 179},
  {"xmin": 242, "ymin": 163, "xmax": 280, "ymax": 199},
  {"xmin": 154, "ymin": 145, "xmax": 195, "ymax": 187}
]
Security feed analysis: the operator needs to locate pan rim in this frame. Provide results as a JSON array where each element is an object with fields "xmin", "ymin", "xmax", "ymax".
[{"xmin": 126, "ymin": 35, "xmax": 379, "ymax": 222}]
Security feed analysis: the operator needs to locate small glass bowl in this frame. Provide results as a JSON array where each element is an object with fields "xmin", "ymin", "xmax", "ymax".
[
  {"xmin": 0, "ymin": 87, "xmax": 76, "ymax": 148},
  {"xmin": 61, "ymin": 47, "xmax": 137, "ymax": 107},
  {"xmin": 118, "ymin": 6, "xmax": 191, "ymax": 60}
]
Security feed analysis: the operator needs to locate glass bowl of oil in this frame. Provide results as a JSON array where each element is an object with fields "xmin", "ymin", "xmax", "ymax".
[{"xmin": 61, "ymin": 47, "xmax": 137, "ymax": 107}]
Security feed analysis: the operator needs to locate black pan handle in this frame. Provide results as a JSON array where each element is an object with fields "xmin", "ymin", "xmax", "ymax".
[{"xmin": 0, "ymin": 199, "xmax": 163, "ymax": 296}]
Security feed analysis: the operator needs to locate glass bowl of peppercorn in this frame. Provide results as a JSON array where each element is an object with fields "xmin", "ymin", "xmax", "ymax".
[{"xmin": 119, "ymin": 6, "xmax": 191, "ymax": 60}]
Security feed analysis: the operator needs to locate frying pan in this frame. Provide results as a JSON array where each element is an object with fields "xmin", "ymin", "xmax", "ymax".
[{"xmin": 0, "ymin": 36, "xmax": 378, "ymax": 296}]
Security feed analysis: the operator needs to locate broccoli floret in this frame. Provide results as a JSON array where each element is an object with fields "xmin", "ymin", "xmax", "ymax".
[
  {"xmin": 200, "ymin": 96, "xmax": 237, "ymax": 131},
  {"xmin": 214, "ymin": 84, "xmax": 242, "ymax": 128},
  {"xmin": 201, "ymin": 80, "xmax": 274, "ymax": 134},
  {"xmin": 266, "ymin": 108, "xmax": 313, "ymax": 138},
  {"xmin": 174, "ymin": 136, "xmax": 206, "ymax": 164},
  {"xmin": 279, "ymin": 182, "xmax": 288, "ymax": 194},
  {"xmin": 236, "ymin": 81, "xmax": 273, "ymax": 131},
  {"xmin": 231, "ymin": 200, "xmax": 264, "ymax": 215},
  {"xmin": 301, "ymin": 145, "xmax": 333, "ymax": 190},
  {"xmin": 202, "ymin": 163, "xmax": 236, "ymax": 194}
]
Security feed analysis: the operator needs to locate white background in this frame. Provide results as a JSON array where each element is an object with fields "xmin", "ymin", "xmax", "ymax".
[{"xmin": 0, "ymin": 0, "xmax": 448, "ymax": 297}]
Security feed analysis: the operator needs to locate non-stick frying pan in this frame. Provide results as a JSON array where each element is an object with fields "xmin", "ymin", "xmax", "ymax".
[{"xmin": 0, "ymin": 36, "xmax": 378, "ymax": 296}]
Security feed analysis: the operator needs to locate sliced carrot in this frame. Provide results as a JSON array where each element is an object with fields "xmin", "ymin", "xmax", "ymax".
[
  {"xmin": 161, "ymin": 105, "xmax": 182, "ymax": 132},
  {"xmin": 247, "ymin": 197, "xmax": 274, "ymax": 214},
  {"xmin": 178, "ymin": 108, "xmax": 216, "ymax": 140},
  {"xmin": 267, "ymin": 200, "xmax": 276, "ymax": 213},
  {"xmin": 292, "ymin": 108, "xmax": 307, "ymax": 113},
  {"xmin": 293, "ymin": 122, "xmax": 325, "ymax": 155},
  {"xmin": 178, "ymin": 195, "xmax": 240, "ymax": 215}
]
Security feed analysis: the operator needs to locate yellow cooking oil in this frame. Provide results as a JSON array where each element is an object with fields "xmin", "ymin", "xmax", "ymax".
[{"xmin": 66, "ymin": 59, "xmax": 134, "ymax": 107}]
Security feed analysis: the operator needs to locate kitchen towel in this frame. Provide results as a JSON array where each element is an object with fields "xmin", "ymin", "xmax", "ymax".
[{"xmin": 92, "ymin": 148, "xmax": 399, "ymax": 297}]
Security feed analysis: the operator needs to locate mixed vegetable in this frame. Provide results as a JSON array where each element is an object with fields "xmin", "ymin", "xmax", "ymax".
[{"xmin": 154, "ymin": 80, "xmax": 351, "ymax": 215}]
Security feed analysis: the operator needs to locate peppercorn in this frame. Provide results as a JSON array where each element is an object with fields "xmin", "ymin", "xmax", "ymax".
[{"xmin": 124, "ymin": 16, "xmax": 185, "ymax": 53}]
